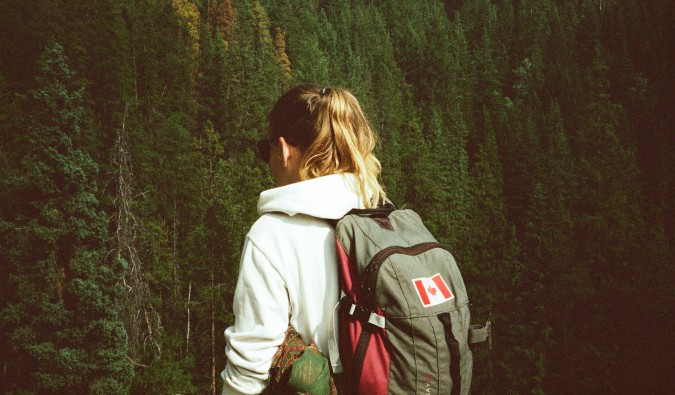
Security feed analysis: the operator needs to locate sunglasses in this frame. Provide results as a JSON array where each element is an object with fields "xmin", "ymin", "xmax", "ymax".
[
  {"xmin": 257, "ymin": 137, "xmax": 273, "ymax": 163},
  {"xmin": 257, "ymin": 136, "xmax": 298, "ymax": 163}
]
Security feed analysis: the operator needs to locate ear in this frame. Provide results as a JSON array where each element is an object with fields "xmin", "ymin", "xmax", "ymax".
[{"xmin": 278, "ymin": 136, "xmax": 295, "ymax": 168}]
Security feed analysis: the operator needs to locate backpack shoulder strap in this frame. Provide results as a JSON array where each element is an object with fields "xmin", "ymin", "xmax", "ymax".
[{"xmin": 326, "ymin": 200, "xmax": 396, "ymax": 228}]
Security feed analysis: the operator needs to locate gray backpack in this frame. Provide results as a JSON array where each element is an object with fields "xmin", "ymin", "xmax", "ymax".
[{"xmin": 328, "ymin": 203, "xmax": 490, "ymax": 395}]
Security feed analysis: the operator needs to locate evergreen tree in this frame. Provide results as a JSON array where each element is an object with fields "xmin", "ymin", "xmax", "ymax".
[
  {"xmin": 263, "ymin": 0, "xmax": 330, "ymax": 84},
  {"xmin": 0, "ymin": 73, "xmax": 15, "ymax": 171},
  {"xmin": 570, "ymin": 41, "xmax": 661, "ymax": 392},
  {"xmin": 537, "ymin": 101, "xmax": 595, "ymax": 393},
  {"xmin": 0, "ymin": 43, "xmax": 132, "ymax": 394},
  {"xmin": 464, "ymin": 117, "xmax": 521, "ymax": 394},
  {"xmin": 1, "ymin": 1, "xmax": 673, "ymax": 392}
]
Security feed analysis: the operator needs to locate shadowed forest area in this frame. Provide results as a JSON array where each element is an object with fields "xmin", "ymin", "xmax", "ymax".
[{"xmin": 0, "ymin": 0, "xmax": 673, "ymax": 394}]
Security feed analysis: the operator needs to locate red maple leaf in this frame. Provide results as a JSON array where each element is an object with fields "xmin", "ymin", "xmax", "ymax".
[{"xmin": 427, "ymin": 285, "xmax": 437, "ymax": 296}]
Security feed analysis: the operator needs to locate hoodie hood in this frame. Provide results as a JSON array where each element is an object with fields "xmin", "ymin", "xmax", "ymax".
[{"xmin": 257, "ymin": 173, "xmax": 365, "ymax": 219}]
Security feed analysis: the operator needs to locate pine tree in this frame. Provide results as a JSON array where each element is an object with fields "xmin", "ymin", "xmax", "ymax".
[
  {"xmin": 0, "ymin": 73, "xmax": 15, "ymax": 172},
  {"xmin": 536, "ymin": 101, "xmax": 595, "ymax": 392},
  {"xmin": 464, "ymin": 117, "xmax": 521, "ymax": 394},
  {"xmin": 0, "ymin": 43, "xmax": 132, "ymax": 394},
  {"xmin": 208, "ymin": 0, "xmax": 235, "ymax": 46},
  {"xmin": 1, "ymin": 1, "xmax": 672, "ymax": 392},
  {"xmin": 273, "ymin": 27, "xmax": 292, "ymax": 80},
  {"xmin": 263, "ymin": 0, "xmax": 330, "ymax": 84},
  {"xmin": 196, "ymin": 26, "xmax": 229, "ymax": 132},
  {"xmin": 570, "ymin": 41, "xmax": 659, "ymax": 392}
]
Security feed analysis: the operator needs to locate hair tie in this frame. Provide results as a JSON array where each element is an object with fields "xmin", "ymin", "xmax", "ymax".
[{"xmin": 320, "ymin": 87, "xmax": 328, "ymax": 97}]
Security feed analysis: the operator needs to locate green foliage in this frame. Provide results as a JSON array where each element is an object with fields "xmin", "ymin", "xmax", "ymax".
[
  {"xmin": 0, "ymin": 42, "xmax": 132, "ymax": 394},
  {"xmin": 130, "ymin": 335, "xmax": 196, "ymax": 394},
  {"xmin": 1, "ymin": 1, "xmax": 672, "ymax": 393}
]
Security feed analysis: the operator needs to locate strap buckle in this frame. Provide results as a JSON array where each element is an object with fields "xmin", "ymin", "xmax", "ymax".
[{"xmin": 339, "ymin": 297, "xmax": 386, "ymax": 329}]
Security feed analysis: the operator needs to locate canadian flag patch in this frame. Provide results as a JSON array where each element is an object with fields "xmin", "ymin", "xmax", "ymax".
[{"xmin": 412, "ymin": 273, "xmax": 454, "ymax": 307}]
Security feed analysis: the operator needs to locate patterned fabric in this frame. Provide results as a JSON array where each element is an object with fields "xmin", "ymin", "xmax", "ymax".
[{"xmin": 265, "ymin": 326, "xmax": 337, "ymax": 395}]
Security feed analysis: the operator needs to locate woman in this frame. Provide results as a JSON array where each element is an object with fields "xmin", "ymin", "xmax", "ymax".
[{"xmin": 221, "ymin": 84, "xmax": 386, "ymax": 394}]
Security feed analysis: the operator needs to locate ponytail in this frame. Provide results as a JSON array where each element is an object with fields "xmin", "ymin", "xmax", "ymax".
[{"xmin": 268, "ymin": 85, "xmax": 386, "ymax": 208}]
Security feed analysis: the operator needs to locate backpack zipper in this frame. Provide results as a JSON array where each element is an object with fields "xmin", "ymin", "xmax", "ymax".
[{"xmin": 361, "ymin": 241, "xmax": 448, "ymax": 302}]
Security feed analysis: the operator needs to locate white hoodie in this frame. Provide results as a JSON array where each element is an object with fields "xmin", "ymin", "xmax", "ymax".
[{"xmin": 221, "ymin": 173, "xmax": 365, "ymax": 395}]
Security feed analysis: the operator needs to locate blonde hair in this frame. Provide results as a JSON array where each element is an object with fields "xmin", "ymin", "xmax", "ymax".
[{"xmin": 268, "ymin": 85, "xmax": 385, "ymax": 208}]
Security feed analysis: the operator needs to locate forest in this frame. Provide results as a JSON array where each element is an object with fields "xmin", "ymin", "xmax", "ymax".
[{"xmin": 0, "ymin": 0, "xmax": 672, "ymax": 394}]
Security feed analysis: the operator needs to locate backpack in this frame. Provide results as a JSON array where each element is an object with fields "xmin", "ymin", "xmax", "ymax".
[{"xmin": 327, "ymin": 203, "xmax": 491, "ymax": 395}]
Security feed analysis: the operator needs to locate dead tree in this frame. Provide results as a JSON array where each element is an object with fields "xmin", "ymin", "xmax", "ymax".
[{"xmin": 112, "ymin": 103, "xmax": 162, "ymax": 363}]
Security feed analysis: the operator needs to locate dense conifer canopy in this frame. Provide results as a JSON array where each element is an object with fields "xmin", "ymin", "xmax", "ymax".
[{"xmin": 0, "ymin": 1, "xmax": 672, "ymax": 393}]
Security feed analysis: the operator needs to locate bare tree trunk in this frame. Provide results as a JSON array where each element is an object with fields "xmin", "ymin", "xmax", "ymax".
[
  {"xmin": 211, "ymin": 272, "xmax": 217, "ymax": 395},
  {"xmin": 186, "ymin": 281, "xmax": 192, "ymax": 359},
  {"xmin": 113, "ymin": 103, "xmax": 162, "ymax": 362},
  {"xmin": 173, "ymin": 203, "xmax": 179, "ymax": 303},
  {"xmin": 133, "ymin": 46, "xmax": 138, "ymax": 100}
]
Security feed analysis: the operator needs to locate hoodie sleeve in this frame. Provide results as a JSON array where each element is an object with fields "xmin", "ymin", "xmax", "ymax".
[{"xmin": 222, "ymin": 236, "xmax": 289, "ymax": 395}]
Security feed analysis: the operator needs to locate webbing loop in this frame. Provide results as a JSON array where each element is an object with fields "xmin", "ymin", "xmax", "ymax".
[{"xmin": 438, "ymin": 313, "xmax": 461, "ymax": 395}]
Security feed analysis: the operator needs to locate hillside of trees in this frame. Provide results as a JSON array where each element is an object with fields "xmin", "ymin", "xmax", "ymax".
[{"xmin": 1, "ymin": 0, "xmax": 672, "ymax": 394}]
